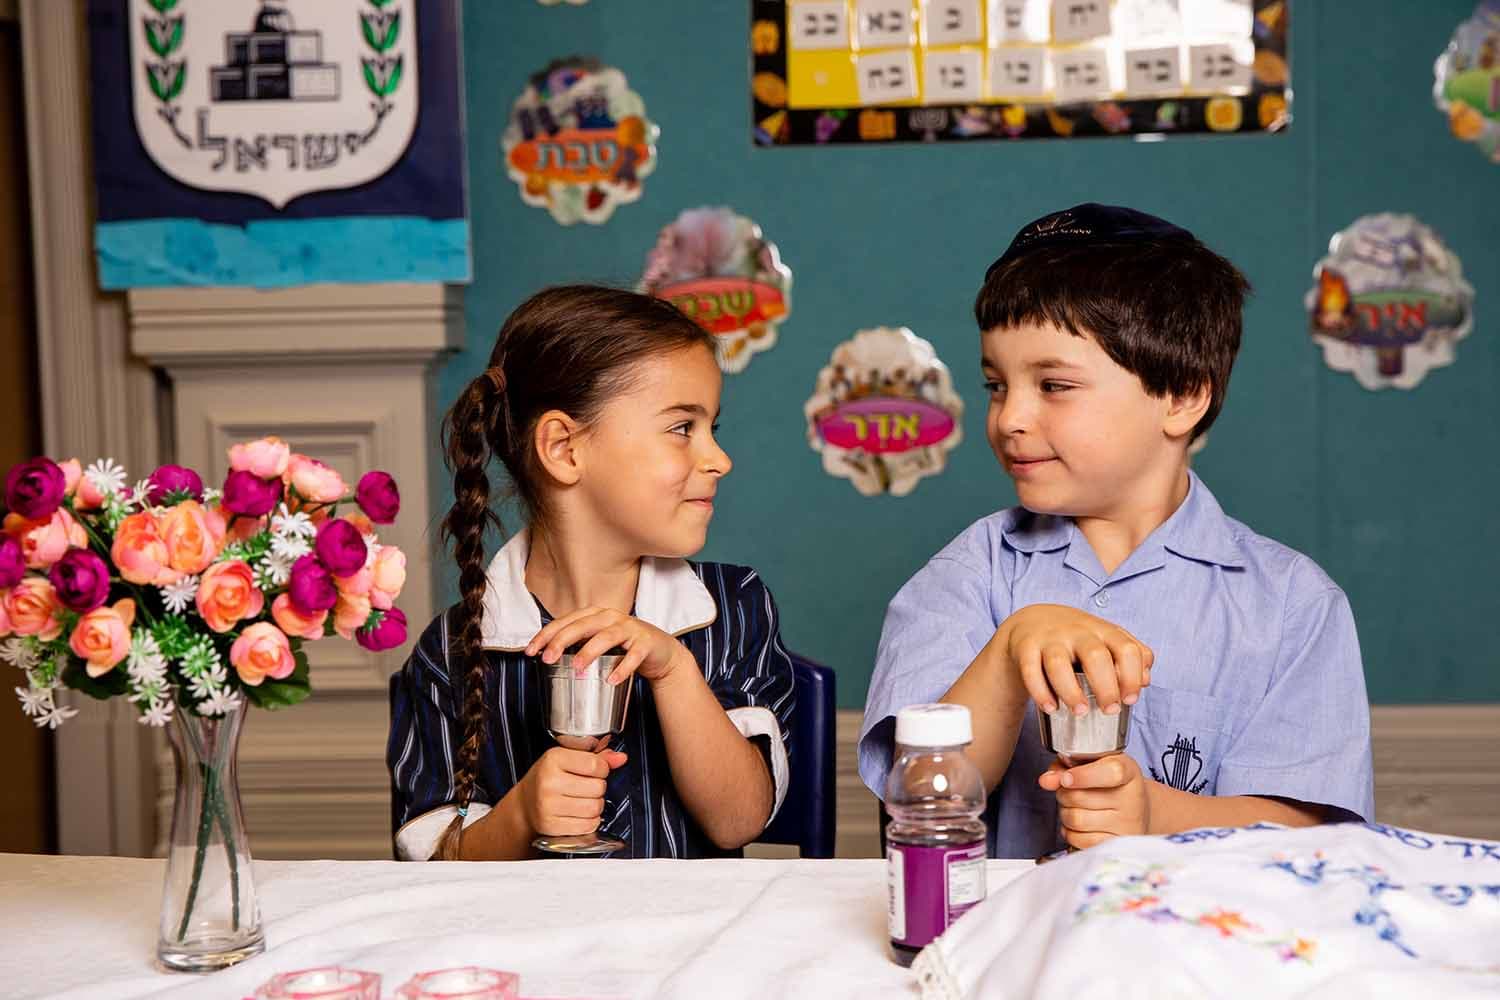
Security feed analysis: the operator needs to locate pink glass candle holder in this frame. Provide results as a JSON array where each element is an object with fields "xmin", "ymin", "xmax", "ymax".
[
  {"xmin": 395, "ymin": 967, "xmax": 520, "ymax": 1000},
  {"xmin": 255, "ymin": 967, "xmax": 381, "ymax": 1000}
]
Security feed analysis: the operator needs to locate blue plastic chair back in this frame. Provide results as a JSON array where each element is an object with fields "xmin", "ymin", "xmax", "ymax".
[{"xmin": 760, "ymin": 655, "xmax": 837, "ymax": 858}]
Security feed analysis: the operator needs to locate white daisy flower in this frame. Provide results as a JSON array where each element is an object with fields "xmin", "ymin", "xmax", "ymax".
[
  {"xmin": 137, "ymin": 699, "xmax": 175, "ymax": 728},
  {"xmin": 197, "ymin": 688, "xmax": 241, "ymax": 718},
  {"xmin": 270, "ymin": 504, "xmax": 316, "ymax": 541},
  {"xmin": 187, "ymin": 665, "xmax": 227, "ymax": 700},
  {"xmin": 259, "ymin": 551, "xmax": 295, "ymax": 587},
  {"xmin": 268, "ymin": 532, "xmax": 311, "ymax": 563},
  {"xmin": 15, "ymin": 685, "xmax": 51, "ymax": 717},
  {"xmin": 159, "ymin": 575, "xmax": 200, "ymax": 615},
  {"xmin": 0, "ymin": 637, "xmax": 39, "ymax": 672},
  {"xmin": 129, "ymin": 479, "xmax": 154, "ymax": 508},
  {"xmin": 202, "ymin": 486, "xmax": 223, "ymax": 505},
  {"xmin": 85, "ymin": 458, "xmax": 128, "ymax": 498},
  {"xmin": 37, "ymin": 703, "xmax": 78, "ymax": 729}
]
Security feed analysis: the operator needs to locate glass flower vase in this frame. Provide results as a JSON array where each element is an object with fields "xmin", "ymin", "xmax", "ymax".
[{"xmin": 156, "ymin": 695, "xmax": 265, "ymax": 972}]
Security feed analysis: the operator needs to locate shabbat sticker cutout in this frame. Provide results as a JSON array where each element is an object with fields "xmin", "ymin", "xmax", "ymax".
[
  {"xmin": 502, "ymin": 57, "xmax": 656, "ymax": 225},
  {"xmin": 1434, "ymin": 1, "xmax": 1500, "ymax": 163},
  {"xmin": 804, "ymin": 327, "xmax": 964, "ymax": 497},
  {"xmin": 639, "ymin": 207, "xmax": 792, "ymax": 374},
  {"xmin": 1307, "ymin": 214, "xmax": 1475, "ymax": 391}
]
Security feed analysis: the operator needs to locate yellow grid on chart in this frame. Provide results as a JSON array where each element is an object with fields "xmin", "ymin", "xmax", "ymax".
[{"xmin": 784, "ymin": 0, "xmax": 1257, "ymax": 110}]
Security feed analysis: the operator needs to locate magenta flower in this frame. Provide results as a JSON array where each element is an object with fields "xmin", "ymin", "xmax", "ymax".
[
  {"xmin": 287, "ymin": 554, "xmax": 338, "ymax": 614},
  {"xmin": 356, "ymin": 606, "xmax": 407, "ymax": 652},
  {"xmin": 146, "ymin": 465, "xmax": 205, "ymax": 505},
  {"xmin": 0, "ymin": 536, "xmax": 24, "ymax": 589},
  {"xmin": 315, "ymin": 519, "xmax": 367, "ymax": 577},
  {"xmin": 4, "ymin": 458, "xmax": 67, "ymax": 520},
  {"xmin": 49, "ymin": 548, "xmax": 112, "ymax": 613},
  {"xmin": 355, "ymin": 471, "xmax": 400, "ymax": 525},
  {"xmin": 221, "ymin": 470, "xmax": 282, "ymax": 518}
]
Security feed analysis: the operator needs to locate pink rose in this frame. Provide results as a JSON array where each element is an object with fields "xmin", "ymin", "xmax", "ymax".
[
  {"xmin": 271, "ymin": 593, "xmax": 327, "ymax": 641},
  {"xmin": 229, "ymin": 621, "xmax": 295, "ymax": 687},
  {"xmin": 160, "ymin": 500, "xmax": 227, "ymax": 575},
  {"xmin": 370, "ymin": 546, "xmax": 406, "ymax": 610},
  {"xmin": 355, "ymin": 471, "xmax": 400, "ymax": 524},
  {"xmin": 227, "ymin": 436, "xmax": 291, "ymax": 480},
  {"xmin": 356, "ymin": 606, "xmax": 407, "ymax": 652},
  {"xmin": 5, "ymin": 577, "xmax": 63, "ymax": 641},
  {"xmin": 5, "ymin": 509, "xmax": 88, "ymax": 570},
  {"xmin": 333, "ymin": 590, "xmax": 372, "ymax": 640},
  {"xmin": 58, "ymin": 456, "xmax": 105, "ymax": 510},
  {"xmin": 0, "ymin": 592, "xmax": 12, "ymax": 637},
  {"xmin": 335, "ymin": 564, "xmax": 373, "ymax": 598},
  {"xmin": 285, "ymin": 454, "xmax": 346, "ymax": 504},
  {"xmin": 195, "ymin": 560, "xmax": 264, "ymax": 633},
  {"xmin": 111, "ymin": 511, "xmax": 179, "ymax": 586},
  {"xmin": 4, "ymin": 457, "xmax": 66, "ymax": 520},
  {"xmin": 69, "ymin": 598, "xmax": 135, "ymax": 678}
]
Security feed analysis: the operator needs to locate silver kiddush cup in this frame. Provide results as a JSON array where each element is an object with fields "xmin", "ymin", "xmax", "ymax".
[
  {"xmin": 532, "ymin": 647, "xmax": 630, "ymax": 856},
  {"xmin": 1037, "ymin": 669, "xmax": 1132, "ymax": 766}
]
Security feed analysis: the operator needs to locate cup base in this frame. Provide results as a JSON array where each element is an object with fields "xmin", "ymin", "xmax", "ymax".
[
  {"xmin": 532, "ymin": 833, "xmax": 625, "ymax": 856},
  {"xmin": 157, "ymin": 931, "xmax": 265, "ymax": 973}
]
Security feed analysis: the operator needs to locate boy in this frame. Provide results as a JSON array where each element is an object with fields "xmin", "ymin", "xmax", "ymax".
[{"xmin": 860, "ymin": 204, "xmax": 1373, "ymax": 858}]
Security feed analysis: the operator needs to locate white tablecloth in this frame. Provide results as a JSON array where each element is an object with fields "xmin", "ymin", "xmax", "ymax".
[{"xmin": 0, "ymin": 854, "xmax": 1033, "ymax": 1000}]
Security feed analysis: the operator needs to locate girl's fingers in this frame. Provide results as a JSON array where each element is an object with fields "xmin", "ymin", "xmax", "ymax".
[
  {"xmin": 539, "ymin": 611, "xmax": 622, "ymax": 663},
  {"xmin": 526, "ymin": 606, "xmax": 603, "ymax": 657},
  {"xmin": 1077, "ymin": 639, "xmax": 1120, "ymax": 715},
  {"xmin": 606, "ymin": 643, "xmax": 649, "ymax": 686},
  {"xmin": 572, "ymin": 626, "xmax": 632, "ymax": 673}
]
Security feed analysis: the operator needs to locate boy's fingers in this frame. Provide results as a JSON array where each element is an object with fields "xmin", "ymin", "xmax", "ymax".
[
  {"xmin": 1037, "ymin": 759, "xmax": 1067, "ymax": 791},
  {"xmin": 1060, "ymin": 756, "xmax": 1129, "ymax": 790},
  {"xmin": 1061, "ymin": 828, "xmax": 1113, "ymax": 851},
  {"xmin": 1055, "ymin": 787, "xmax": 1121, "ymax": 810},
  {"xmin": 1077, "ymin": 640, "xmax": 1120, "ymax": 714},
  {"xmin": 1107, "ymin": 638, "xmax": 1144, "ymax": 706},
  {"xmin": 1014, "ymin": 637, "xmax": 1054, "ymax": 713},
  {"xmin": 1057, "ymin": 806, "xmax": 1118, "ymax": 834},
  {"xmin": 1041, "ymin": 644, "xmax": 1086, "ymax": 716}
]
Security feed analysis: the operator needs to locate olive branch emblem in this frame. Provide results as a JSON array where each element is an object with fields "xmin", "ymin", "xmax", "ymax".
[
  {"xmin": 358, "ymin": 0, "xmax": 405, "ymax": 144},
  {"xmin": 142, "ymin": 0, "xmax": 189, "ymax": 148}
]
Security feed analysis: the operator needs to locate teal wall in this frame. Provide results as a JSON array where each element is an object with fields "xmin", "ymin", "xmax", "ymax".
[{"xmin": 446, "ymin": 1, "xmax": 1500, "ymax": 708}]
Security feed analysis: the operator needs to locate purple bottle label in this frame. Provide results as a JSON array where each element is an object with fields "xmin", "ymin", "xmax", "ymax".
[{"xmin": 887, "ymin": 840, "xmax": 987, "ymax": 949}]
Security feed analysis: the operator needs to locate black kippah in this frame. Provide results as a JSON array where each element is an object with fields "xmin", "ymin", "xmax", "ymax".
[{"xmin": 985, "ymin": 203, "xmax": 1196, "ymax": 280}]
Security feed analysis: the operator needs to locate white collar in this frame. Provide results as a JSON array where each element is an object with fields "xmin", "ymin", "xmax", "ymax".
[{"xmin": 479, "ymin": 529, "xmax": 718, "ymax": 651}]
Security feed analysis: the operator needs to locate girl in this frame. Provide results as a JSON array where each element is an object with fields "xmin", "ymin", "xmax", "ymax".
[{"xmin": 388, "ymin": 286, "xmax": 795, "ymax": 861}]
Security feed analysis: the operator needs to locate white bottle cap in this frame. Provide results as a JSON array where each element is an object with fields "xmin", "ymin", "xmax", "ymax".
[{"xmin": 894, "ymin": 703, "xmax": 972, "ymax": 747}]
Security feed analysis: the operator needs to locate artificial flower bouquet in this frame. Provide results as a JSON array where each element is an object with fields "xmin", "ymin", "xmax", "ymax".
[{"xmin": 2, "ymin": 435, "xmax": 409, "ymax": 728}]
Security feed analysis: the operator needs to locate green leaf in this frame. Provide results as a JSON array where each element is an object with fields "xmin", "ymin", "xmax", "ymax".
[
  {"xmin": 360, "ymin": 14, "xmax": 380, "ymax": 51},
  {"xmin": 240, "ymin": 648, "xmax": 311, "ymax": 711},
  {"xmin": 380, "ymin": 55, "xmax": 404, "ymax": 96},
  {"xmin": 381, "ymin": 13, "xmax": 401, "ymax": 53},
  {"xmin": 166, "ymin": 61, "xmax": 187, "ymax": 102},
  {"xmin": 146, "ymin": 0, "xmax": 178, "ymax": 12},
  {"xmin": 146, "ymin": 63, "xmax": 169, "ymax": 102},
  {"xmin": 361, "ymin": 59, "xmax": 380, "ymax": 97},
  {"xmin": 63, "ymin": 660, "xmax": 131, "ymax": 701},
  {"xmin": 367, "ymin": 0, "xmax": 395, "ymax": 7}
]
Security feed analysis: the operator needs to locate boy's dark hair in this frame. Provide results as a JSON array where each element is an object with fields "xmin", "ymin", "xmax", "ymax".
[
  {"xmin": 434, "ymin": 285, "xmax": 713, "ymax": 859},
  {"xmin": 974, "ymin": 239, "xmax": 1251, "ymax": 440}
]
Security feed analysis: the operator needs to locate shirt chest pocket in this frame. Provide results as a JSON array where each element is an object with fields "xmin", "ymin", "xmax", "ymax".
[{"xmin": 1131, "ymin": 685, "xmax": 1231, "ymax": 796}]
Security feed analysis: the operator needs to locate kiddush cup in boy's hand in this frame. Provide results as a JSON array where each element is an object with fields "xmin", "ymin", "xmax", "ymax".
[{"xmin": 989, "ymin": 602, "xmax": 1153, "ymax": 717}]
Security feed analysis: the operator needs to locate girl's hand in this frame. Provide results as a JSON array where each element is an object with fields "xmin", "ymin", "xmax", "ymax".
[
  {"xmin": 525, "ymin": 607, "xmax": 693, "ymax": 685},
  {"xmin": 519, "ymin": 746, "xmax": 628, "ymax": 839}
]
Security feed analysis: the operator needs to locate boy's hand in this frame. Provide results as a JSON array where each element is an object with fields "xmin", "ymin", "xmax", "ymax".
[
  {"xmin": 999, "ymin": 603, "xmax": 1154, "ymax": 716},
  {"xmin": 1039, "ymin": 754, "xmax": 1151, "ymax": 849},
  {"xmin": 526, "ymin": 608, "xmax": 694, "ymax": 686},
  {"xmin": 519, "ymin": 746, "xmax": 627, "ymax": 839}
]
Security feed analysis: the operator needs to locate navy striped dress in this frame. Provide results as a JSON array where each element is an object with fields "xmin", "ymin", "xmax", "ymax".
[{"xmin": 387, "ymin": 562, "xmax": 796, "ymax": 859}]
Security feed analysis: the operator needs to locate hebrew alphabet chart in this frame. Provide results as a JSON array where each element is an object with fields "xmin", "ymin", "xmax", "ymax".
[{"xmin": 751, "ymin": 0, "xmax": 1291, "ymax": 145}]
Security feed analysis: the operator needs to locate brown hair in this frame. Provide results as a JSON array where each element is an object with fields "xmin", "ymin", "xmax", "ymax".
[
  {"xmin": 973, "ymin": 239, "xmax": 1251, "ymax": 440},
  {"xmin": 434, "ymin": 285, "xmax": 713, "ymax": 859}
]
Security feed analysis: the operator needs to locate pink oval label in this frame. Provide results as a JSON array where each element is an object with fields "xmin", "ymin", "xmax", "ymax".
[{"xmin": 817, "ymin": 398, "xmax": 956, "ymax": 454}]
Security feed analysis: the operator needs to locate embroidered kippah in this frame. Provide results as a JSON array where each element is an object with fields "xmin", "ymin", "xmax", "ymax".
[{"xmin": 985, "ymin": 202, "xmax": 1196, "ymax": 280}]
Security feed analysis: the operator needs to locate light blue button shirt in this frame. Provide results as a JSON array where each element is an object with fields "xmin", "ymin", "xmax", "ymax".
[{"xmin": 860, "ymin": 472, "xmax": 1374, "ymax": 858}]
